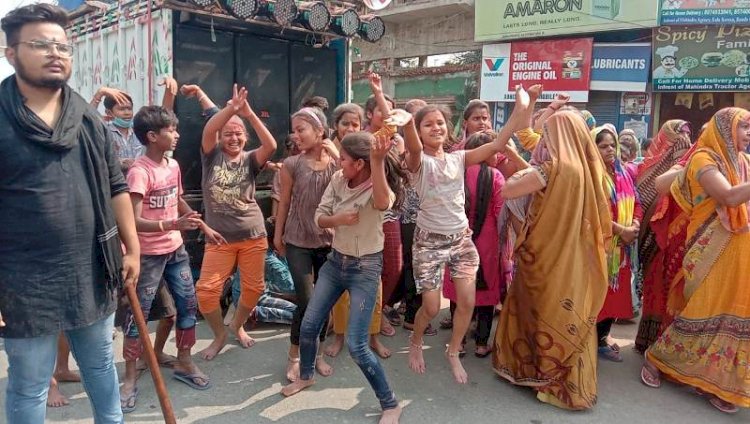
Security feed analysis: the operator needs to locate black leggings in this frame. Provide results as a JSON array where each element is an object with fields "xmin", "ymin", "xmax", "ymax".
[
  {"xmin": 597, "ymin": 318, "xmax": 615, "ymax": 348},
  {"xmin": 449, "ymin": 302, "xmax": 495, "ymax": 347},
  {"xmin": 400, "ymin": 223, "xmax": 421, "ymax": 325},
  {"xmin": 286, "ymin": 243, "xmax": 331, "ymax": 346}
]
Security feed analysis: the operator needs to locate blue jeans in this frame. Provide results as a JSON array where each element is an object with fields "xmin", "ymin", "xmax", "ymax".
[
  {"xmin": 299, "ymin": 250, "xmax": 398, "ymax": 411},
  {"xmin": 123, "ymin": 245, "xmax": 197, "ymax": 338},
  {"xmin": 4, "ymin": 314, "xmax": 122, "ymax": 424}
]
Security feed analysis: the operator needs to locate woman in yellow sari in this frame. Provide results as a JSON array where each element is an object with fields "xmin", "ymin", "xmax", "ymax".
[
  {"xmin": 642, "ymin": 107, "xmax": 750, "ymax": 414},
  {"xmin": 492, "ymin": 109, "xmax": 612, "ymax": 410}
]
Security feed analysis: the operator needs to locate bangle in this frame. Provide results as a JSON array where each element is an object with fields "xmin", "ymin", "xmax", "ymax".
[{"xmin": 158, "ymin": 220, "xmax": 164, "ymax": 231}]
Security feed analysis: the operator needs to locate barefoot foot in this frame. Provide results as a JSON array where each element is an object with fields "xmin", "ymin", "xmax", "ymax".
[
  {"xmin": 370, "ymin": 336, "xmax": 392, "ymax": 359},
  {"xmin": 281, "ymin": 378, "xmax": 315, "ymax": 397},
  {"xmin": 53, "ymin": 369, "xmax": 81, "ymax": 383},
  {"xmin": 199, "ymin": 332, "xmax": 228, "ymax": 361},
  {"xmin": 408, "ymin": 337, "xmax": 425, "ymax": 374},
  {"xmin": 445, "ymin": 346, "xmax": 468, "ymax": 384},
  {"xmin": 47, "ymin": 379, "xmax": 69, "ymax": 408},
  {"xmin": 286, "ymin": 356, "xmax": 300, "ymax": 382},
  {"xmin": 379, "ymin": 405, "xmax": 402, "ymax": 424},
  {"xmin": 324, "ymin": 335, "xmax": 345, "ymax": 357},
  {"xmin": 233, "ymin": 327, "xmax": 256, "ymax": 349},
  {"xmin": 316, "ymin": 355, "xmax": 334, "ymax": 377}
]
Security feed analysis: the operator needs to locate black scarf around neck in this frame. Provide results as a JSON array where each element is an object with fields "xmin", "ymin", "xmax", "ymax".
[{"xmin": 0, "ymin": 76, "xmax": 124, "ymax": 291}]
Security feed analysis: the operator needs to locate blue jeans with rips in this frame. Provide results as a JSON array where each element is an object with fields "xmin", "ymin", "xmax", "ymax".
[
  {"xmin": 4, "ymin": 314, "xmax": 122, "ymax": 424},
  {"xmin": 298, "ymin": 250, "xmax": 399, "ymax": 411}
]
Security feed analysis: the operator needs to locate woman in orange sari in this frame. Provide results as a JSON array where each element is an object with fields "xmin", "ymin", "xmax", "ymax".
[
  {"xmin": 642, "ymin": 107, "xmax": 750, "ymax": 414},
  {"xmin": 492, "ymin": 109, "xmax": 611, "ymax": 410}
]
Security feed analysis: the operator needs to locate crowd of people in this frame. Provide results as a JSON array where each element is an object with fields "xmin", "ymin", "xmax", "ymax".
[{"xmin": 1, "ymin": 3, "xmax": 749, "ymax": 424}]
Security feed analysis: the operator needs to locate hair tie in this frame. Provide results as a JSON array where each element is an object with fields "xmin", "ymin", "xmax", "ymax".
[{"xmin": 299, "ymin": 107, "xmax": 323, "ymax": 129}]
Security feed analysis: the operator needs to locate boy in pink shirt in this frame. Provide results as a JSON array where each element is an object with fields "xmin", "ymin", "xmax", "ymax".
[{"xmin": 120, "ymin": 106, "xmax": 224, "ymax": 413}]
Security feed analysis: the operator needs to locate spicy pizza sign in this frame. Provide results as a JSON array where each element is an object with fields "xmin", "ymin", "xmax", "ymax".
[{"xmin": 480, "ymin": 37, "xmax": 593, "ymax": 102}]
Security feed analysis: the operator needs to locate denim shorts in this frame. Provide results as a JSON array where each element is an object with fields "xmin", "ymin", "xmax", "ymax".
[{"xmin": 413, "ymin": 226, "xmax": 479, "ymax": 293}]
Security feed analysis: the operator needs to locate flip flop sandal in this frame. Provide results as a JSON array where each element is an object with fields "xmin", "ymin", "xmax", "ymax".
[
  {"xmin": 173, "ymin": 371, "xmax": 212, "ymax": 390},
  {"xmin": 640, "ymin": 356, "xmax": 661, "ymax": 389},
  {"xmin": 423, "ymin": 323, "xmax": 438, "ymax": 337},
  {"xmin": 157, "ymin": 355, "xmax": 179, "ymax": 369},
  {"xmin": 598, "ymin": 346, "xmax": 623, "ymax": 362},
  {"xmin": 439, "ymin": 316, "xmax": 453, "ymax": 330},
  {"xmin": 709, "ymin": 396, "xmax": 739, "ymax": 414},
  {"xmin": 475, "ymin": 346, "xmax": 492, "ymax": 358},
  {"xmin": 384, "ymin": 307, "xmax": 403, "ymax": 327},
  {"xmin": 380, "ymin": 321, "xmax": 397, "ymax": 337},
  {"xmin": 120, "ymin": 387, "xmax": 139, "ymax": 414}
]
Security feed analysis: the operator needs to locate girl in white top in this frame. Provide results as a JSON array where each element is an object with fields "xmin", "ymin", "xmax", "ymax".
[{"xmin": 402, "ymin": 85, "xmax": 530, "ymax": 384}]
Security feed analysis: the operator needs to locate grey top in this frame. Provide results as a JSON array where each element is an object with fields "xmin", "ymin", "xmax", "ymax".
[
  {"xmin": 282, "ymin": 154, "xmax": 335, "ymax": 249},
  {"xmin": 201, "ymin": 146, "xmax": 266, "ymax": 242}
]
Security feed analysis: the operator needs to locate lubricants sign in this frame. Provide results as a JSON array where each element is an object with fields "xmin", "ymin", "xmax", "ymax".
[
  {"xmin": 480, "ymin": 38, "xmax": 593, "ymax": 102},
  {"xmin": 475, "ymin": 0, "xmax": 659, "ymax": 42}
]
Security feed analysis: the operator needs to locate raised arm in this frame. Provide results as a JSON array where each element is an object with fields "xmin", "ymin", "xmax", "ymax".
[
  {"xmin": 237, "ymin": 93, "xmax": 277, "ymax": 165},
  {"xmin": 160, "ymin": 76, "xmax": 179, "ymax": 111},
  {"xmin": 180, "ymin": 84, "xmax": 218, "ymax": 112},
  {"xmin": 202, "ymin": 84, "xmax": 247, "ymax": 155},
  {"xmin": 465, "ymin": 85, "xmax": 532, "ymax": 167},
  {"xmin": 533, "ymin": 91, "xmax": 568, "ymax": 132},
  {"xmin": 402, "ymin": 116, "xmax": 422, "ymax": 173},
  {"xmin": 370, "ymin": 133, "xmax": 394, "ymax": 211},
  {"xmin": 369, "ymin": 72, "xmax": 392, "ymax": 118},
  {"xmin": 90, "ymin": 86, "xmax": 130, "ymax": 109}
]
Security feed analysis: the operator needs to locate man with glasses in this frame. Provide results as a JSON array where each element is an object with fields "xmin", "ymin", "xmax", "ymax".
[{"xmin": 0, "ymin": 4, "xmax": 140, "ymax": 423}]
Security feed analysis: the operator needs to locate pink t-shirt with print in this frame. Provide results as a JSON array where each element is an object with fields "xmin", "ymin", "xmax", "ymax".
[{"xmin": 127, "ymin": 155, "xmax": 184, "ymax": 255}]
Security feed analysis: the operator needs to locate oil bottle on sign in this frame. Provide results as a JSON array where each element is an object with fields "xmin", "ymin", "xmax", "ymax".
[{"xmin": 592, "ymin": 0, "xmax": 620, "ymax": 20}]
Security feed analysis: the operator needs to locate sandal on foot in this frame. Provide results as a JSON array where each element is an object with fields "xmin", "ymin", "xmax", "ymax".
[
  {"xmin": 439, "ymin": 316, "xmax": 453, "ymax": 330},
  {"xmin": 598, "ymin": 345, "xmax": 623, "ymax": 362},
  {"xmin": 475, "ymin": 346, "xmax": 492, "ymax": 358},
  {"xmin": 380, "ymin": 321, "xmax": 396, "ymax": 337},
  {"xmin": 384, "ymin": 307, "xmax": 402, "ymax": 327},
  {"xmin": 173, "ymin": 371, "xmax": 211, "ymax": 390},
  {"xmin": 640, "ymin": 356, "xmax": 661, "ymax": 388},
  {"xmin": 709, "ymin": 396, "xmax": 739, "ymax": 414},
  {"xmin": 120, "ymin": 387, "xmax": 139, "ymax": 414}
]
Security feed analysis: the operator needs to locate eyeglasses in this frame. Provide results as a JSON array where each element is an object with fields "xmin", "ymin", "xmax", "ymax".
[{"xmin": 7, "ymin": 40, "xmax": 74, "ymax": 58}]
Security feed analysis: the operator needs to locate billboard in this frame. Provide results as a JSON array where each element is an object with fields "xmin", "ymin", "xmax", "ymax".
[
  {"xmin": 652, "ymin": 25, "xmax": 750, "ymax": 92},
  {"xmin": 480, "ymin": 38, "xmax": 593, "ymax": 102},
  {"xmin": 660, "ymin": 1, "xmax": 750, "ymax": 25},
  {"xmin": 475, "ymin": 0, "xmax": 659, "ymax": 42}
]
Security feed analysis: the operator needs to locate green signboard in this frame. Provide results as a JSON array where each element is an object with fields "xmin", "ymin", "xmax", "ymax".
[
  {"xmin": 653, "ymin": 25, "xmax": 750, "ymax": 92},
  {"xmin": 475, "ymin": 0, "xmax": 659, "ymax": 42}
]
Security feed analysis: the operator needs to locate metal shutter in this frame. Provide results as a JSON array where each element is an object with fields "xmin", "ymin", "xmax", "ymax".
[{"xmin": 584, "ymin": 91, "xmax": 621, "ymax": 127}]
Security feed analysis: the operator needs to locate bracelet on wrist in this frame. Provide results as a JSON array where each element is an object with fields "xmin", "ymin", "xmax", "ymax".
[{"xmin": 158, "ymin": 220, "xmax": 164, "ymax": 231}]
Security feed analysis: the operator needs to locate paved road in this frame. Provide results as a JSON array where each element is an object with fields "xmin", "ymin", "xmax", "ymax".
[{"xmin": 0, "ymin": 309, "xmax": 747, "ymax": 424}]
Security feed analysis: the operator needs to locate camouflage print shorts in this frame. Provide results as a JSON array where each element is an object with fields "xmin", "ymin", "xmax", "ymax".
[{"xmin": 413, "ymin": 226, "xmax": 479, "ymax": 293}]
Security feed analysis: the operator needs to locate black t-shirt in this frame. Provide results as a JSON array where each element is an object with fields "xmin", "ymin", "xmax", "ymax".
[{"xmin": 0, "ymin": 105, "xmax": 127, "ymax": 338}]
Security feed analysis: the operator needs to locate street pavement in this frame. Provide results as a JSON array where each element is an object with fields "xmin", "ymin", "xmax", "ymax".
[{"xmin": 0, "ymin": 307, "xmax": 747, "ymax": 424}]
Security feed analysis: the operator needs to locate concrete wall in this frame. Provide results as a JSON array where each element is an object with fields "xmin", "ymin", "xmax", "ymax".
[{"xmin": 352, "ymin": 8, "xmax": 479, "ymax": 62}]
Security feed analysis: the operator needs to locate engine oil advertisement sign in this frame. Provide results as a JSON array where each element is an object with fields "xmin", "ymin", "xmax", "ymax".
[
  {"xmin": 475, "ymin": 0, "xmax": 658, "ymax": 42},
  {"xmin": 660, "ymin": 1, "xmax": 750, "ymax": 25},
  {"xmin": 653, "ymin": 25, "xmax": 750, "ymax": 91},
  {"xmin": 480, "ymin": 38, "xmax": 593, "ymax": 102}
]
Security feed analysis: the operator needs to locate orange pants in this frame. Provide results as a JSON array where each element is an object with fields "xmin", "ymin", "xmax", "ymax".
[
  {"xmin": 197, "ymin": 238, "xmax": 267, "ymax": 314},
  {"xmin": 332, "ymin": 280, "xmax": 382, "ymax": 335}
]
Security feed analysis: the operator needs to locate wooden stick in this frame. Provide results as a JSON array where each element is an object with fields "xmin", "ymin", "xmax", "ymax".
[{"xmin": 125, "ymin": 284, "xmax": 176, "ymax": 424}]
